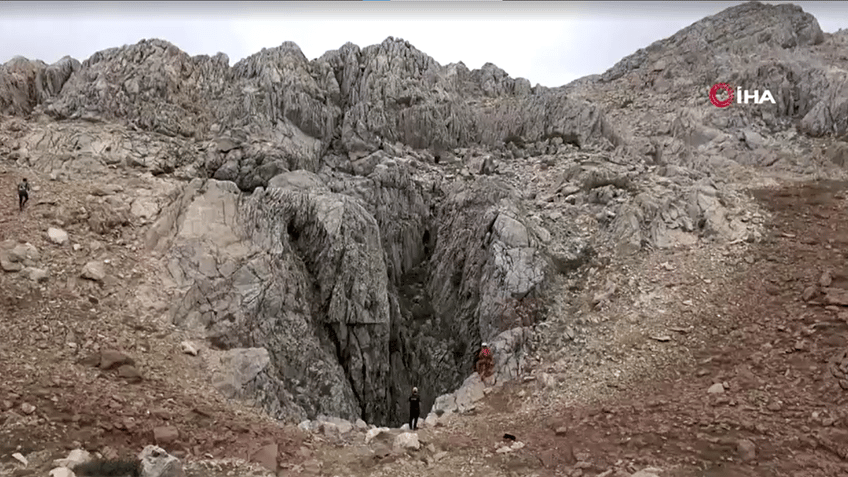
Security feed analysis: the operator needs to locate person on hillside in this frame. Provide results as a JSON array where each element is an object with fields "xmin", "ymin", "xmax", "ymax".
[
  {"xmin": 408, "ymin": 387, "xmax": 421, "ymax": 430},
  {"xmin": 17, "ymin": 178, "xmax": 30, "ymax": 212},
  {"xmin": 476, "ymin": 342, "xmax": 494, "ymax": 383}
]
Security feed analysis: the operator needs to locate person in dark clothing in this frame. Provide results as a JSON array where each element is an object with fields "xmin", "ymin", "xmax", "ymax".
[
  {"xmin": 408, "ymin": 387, "xmax": 421, "ymax": 430},
  {"xmin": 17, "ymin": 178, "xmax": 29, "ymax": 212}
]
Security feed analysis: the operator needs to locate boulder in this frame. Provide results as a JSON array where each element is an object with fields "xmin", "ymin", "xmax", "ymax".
[
  {"xmin": 10, "ymin": 242, "xmax": 40, "ymax": 262},
  {"xmin": 53, "ymin": 449, "xmax": 92, "ymax": 469},
  {"xmin": 180, "ymin": 341, "xmax": 199, "ymax": 356},
  {"xmin": 47, "ymin": 227, "xmax": 69, "ymax": 245},
  {"xmin": 365, "ymin": 427, "xmax": 391, "ymax": 445},
  {"xmin": 0, "ymin": 242, "xmax": 39, "ymax": 272},
  {"xmin": 138, "ymin": 446, "xmax": 184, "ymax": 477},
  {"xmin": 21, "ymin": 266, "xmax": 49, "ymax": 282},
  {"xmin": 208, "ymin": 347, "xmax": 270, "ymax": 399},
  {"xmin": 153, "ymin": 426, "xmax": 179, "ymax": 445},
  {"xmin": 0, "ymin": 250, "xmax": 23, "ymax": 272},
  {"xmin": 99, "ymin": 350, "xmax": 134, "ymax": 370},
  {"xmin": 81, "ymin": 261, "xmax": 106, "ymax": 282},
  {"xmin": 393, "ymin": 432, "xmax": 420, "ymax": 452}
]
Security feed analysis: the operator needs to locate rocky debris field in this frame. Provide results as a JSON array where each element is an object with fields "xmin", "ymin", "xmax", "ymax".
[
  {"xmin": 1, "ymin": 1, "xmax": 848, "ymax": 477},
  {"xmin": 291, "ymin": 179, "xmax": 848, "ymax": 477},
  {"xmin": 1, "ymin": 1, "xmax": 846, "ymax": 432},
  {"xmin": 0, "ymin": 167, "xmax": 314, "ymax": 476},
  {"xmin": 3, "ymin": 143, "xmax": 848, "ymax": 477}
]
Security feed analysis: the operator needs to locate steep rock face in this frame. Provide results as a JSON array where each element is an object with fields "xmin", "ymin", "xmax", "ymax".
[
  {"xmin": 0, "ymin": 56, "xmax": 80, "ymax": 116},
  {"xmin": 601, "ymin": 2, "xmax": 824, "ymax": 84},
  {"xmin": 5, "ymin": 0, "xmax": 847, "ymax": 430},
  {"xmin": 203, "ymin": 132, "xmax": 324, "ymax": 191},
  {"xmin": 427, "ymin": 179, "xmax": 552, "ymax": 360},
  {"xmin": 326, "ymin": 38, "xmax": 620, "ymax": 157},
  {"xmin": 2, "ymin": 36, "xmax": 621, "ymax": 187},
  {"xmin": 143, "ymin": 160, "xmax": 558, "ymax": 424},
  {"xmin": 228, "ymin": 41, "xmax": 342, "ymax": 140},
  {"xmin": 581, "ymin": 1, "xmax": 847, "ymax": 179},
  {"xmin": 147, "ymin": 177, "xmax": 394, "ymax": 423},
  {"xmin": 322, "ymin": 155, "xmax": 436, "ymax": 283},
  {"xmin": 46, "ymin": 40, "xmax": 229, "ymax": 138},
  {"xmin": 12, "ymin": 122, "xmax": 201, "ymax": 179}
]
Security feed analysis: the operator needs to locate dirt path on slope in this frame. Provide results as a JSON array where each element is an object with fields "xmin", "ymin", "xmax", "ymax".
[{"xmin": 478, "ymin": 180, "xmax": 848, "ymax": 477}]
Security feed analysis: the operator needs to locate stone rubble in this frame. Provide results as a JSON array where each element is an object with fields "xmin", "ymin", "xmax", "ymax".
[{"xmin": 0, "ymin": 2, "xmax": 847, "ymax": 477}]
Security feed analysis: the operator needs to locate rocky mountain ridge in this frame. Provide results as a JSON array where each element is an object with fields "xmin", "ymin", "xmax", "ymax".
[{"xmin": 1, "ymin": 0, "xmax": 846, "ymax": 434}]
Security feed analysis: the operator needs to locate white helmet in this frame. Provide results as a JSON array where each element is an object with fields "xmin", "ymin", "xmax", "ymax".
[
  {"xmin": 412, "ymin": 387, "xmax": 418, "ymax": 393},
  {"xmin": 481, "ymin": 342, "xmax": 488, "ymax": 347}
]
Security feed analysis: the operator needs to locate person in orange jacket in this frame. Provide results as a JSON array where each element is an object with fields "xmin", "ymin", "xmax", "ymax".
[{"xmin": 476, "ymin": 342, "xmax": 494, "ymax": 382}]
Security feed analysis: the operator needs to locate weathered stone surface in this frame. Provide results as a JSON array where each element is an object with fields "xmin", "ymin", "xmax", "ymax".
[
  {"xmin": 0, "ymin": 241, "xmax": 40, "ymax": 273},
  {"xmin": 250, "ymin": 443, "xmax": 278, "ymax": 472},
  {"xmin": 148, "ymin": 178, "xmax": 386, "ymax": 422},
  {"xmin": 53, "ymin": 449, "xmax": 92, "ymax": 469},
  {"xmin": 99, "ymin": 349, "xmax": 134, "ymax": 370},
  {"xmin": 0, "ymin": 55, "xmax": 79, "ymax": 115},
  {"xmin": 117, "ymin": 364, "xmax": 143, "ymax": 382},
  {"xmin": 21, "ymin": 266, "xmax": 49, "ymax": 282},
  {"xmin": 2, "ymin": 0, "xmax": 846, "ymax": 434},
  {"xmin": 365, "ymin": 427, "xmax": 391, "ymax": 445},
  {"xmin": 139, "ymin": 445, "xmax": 184, "ymax": 477},
  {"xmin": 49, "ymin": 468, "xmax": 75, "ymax": 477},
  {"xmin": 431, "ymin": 326, "xmax": 533, "ymax": 416},
  {"xmin": 47, "ymin": 227, "xmax": 69, "ymax": 245},
  {"xmin": 81, "ymin": 261, "xmax": 106, "ymax": 282},
  {"xmin": 207, "ymin": 348, "xmax": 271, "ymax": 399},
  {"xmin": 393, "ymin": 432, "xmax": 420, "ymax": 452}
]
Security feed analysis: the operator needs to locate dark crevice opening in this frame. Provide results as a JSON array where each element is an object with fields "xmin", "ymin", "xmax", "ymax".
[
  {"xmin": 287, "ymin": 219, "xmax": 300, "ymax": 241},
  {"xmin": 325, "ymin": 323, "xmax": 367, "ymax": 421}
]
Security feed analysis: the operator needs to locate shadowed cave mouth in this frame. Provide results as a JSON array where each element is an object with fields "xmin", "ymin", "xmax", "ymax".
[
  {"xmin": 260, "ymin": 203, "xmax": 564, "ymax": 426},
  {"xmin": 277, "ymin": 208, "xmax": 462, "ymax": 426}
]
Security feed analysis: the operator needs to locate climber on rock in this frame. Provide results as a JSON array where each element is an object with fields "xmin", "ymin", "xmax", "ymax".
[
  {"xmin": 476, "ymin": 342, "xmax": 495, "ymax": 384},
  {"xmin": 409, "ymin": 386, "xmax": 421, "ymax": 430},
  {"xmin": 17, "ymin": 177, "xmax": 30, "ymax": 212}
]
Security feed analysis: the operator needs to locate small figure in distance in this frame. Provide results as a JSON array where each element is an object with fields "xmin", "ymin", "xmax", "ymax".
[
  {"xmin": 409, "ymin": 386, "xmax": 421, "ymax": 431},
  {"xmin": 17, "ymin": 177, "xmax": 30, "ymax": 212},
  {"xmin": 476, "ymin": 342, "xmax": 495, "ymax": 385}
]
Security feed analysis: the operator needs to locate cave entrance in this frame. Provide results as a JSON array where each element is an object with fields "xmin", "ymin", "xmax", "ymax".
[{"xmin": 391, "ymin": 262, "xmax": 460, "ymax": 424}]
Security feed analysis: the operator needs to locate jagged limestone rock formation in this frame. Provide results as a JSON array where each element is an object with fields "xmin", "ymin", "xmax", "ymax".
[
  {"xmin": 0, "ymin": 55, "xmax": 79, "ymax": 115},
  {"xmin": 7, "ymin": 36, "xmax": 620, "ymax": 190},
  {"xmin": 147, "ymin": 177, "xmax": 387, "ymax": 422},
  {"xmin": 2, "ymin": 0, "xmax": 848, "ymax": 427},
  {"xmin": 585, "ymin": 1, "xmax": 846, "ymax": 175},
  {"xmin": 143, "ymin": 166, "xmax": 556, "ymax": 425}
]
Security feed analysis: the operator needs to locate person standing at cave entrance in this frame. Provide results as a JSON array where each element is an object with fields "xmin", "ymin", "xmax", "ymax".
[
  {"xmin": 409, "ymin": 387, "xmax": 421, "ymax": 430},
  {"xmin": 476, "ymin": 342, "xmax": 495, "ymax": 384},
  {"xmin": 17, "ymin": 178, "xmax": 30, "ymax": 212}
]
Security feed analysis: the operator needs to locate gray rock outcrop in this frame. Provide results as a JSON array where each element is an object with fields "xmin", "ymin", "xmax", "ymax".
[
  {"xmin": 5, "ymin": 36, "xmax": 620, "ymax": 189},
  {"xmin": 2, "ymin": 0, "xmax": 847, "ymax": 431},
  {"xmin": 145, "ymin": 165, "xmax": 554, "ymax": 425}
]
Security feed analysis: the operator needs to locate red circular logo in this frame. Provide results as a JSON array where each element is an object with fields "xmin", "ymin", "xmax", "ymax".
[{"xmin": 709, "ymin": 83, "xmax": 734, "ymax": 108}]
